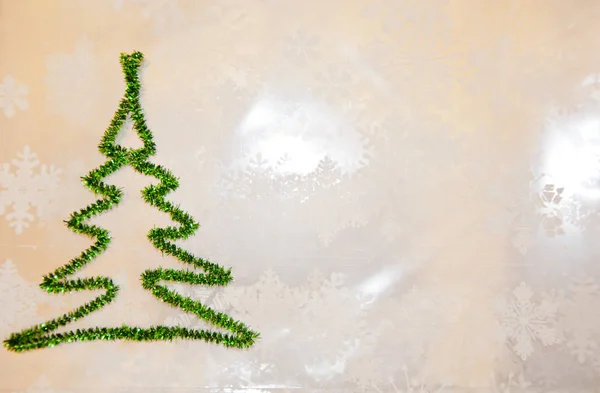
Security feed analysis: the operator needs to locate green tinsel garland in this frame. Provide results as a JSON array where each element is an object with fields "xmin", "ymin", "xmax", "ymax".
[{"xmin": 3, "ymin": 51, "xmax": 259, "ymax": 352}]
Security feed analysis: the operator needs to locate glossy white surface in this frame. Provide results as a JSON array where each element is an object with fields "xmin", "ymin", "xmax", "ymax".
[{"xmin": 3, "ymin": 0, "xmax": 600, "ymax": 391}]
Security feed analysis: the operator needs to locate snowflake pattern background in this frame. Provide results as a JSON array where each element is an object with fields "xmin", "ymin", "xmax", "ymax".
[
  {"xmin": 3, "ymin": 0, "xmax": 600, "ymax": 392},
  {"xmin": 0, "ymin": 146, "xmax": 61, "ymax": 235},
  {"xmin": 0, "ymin": 75, "xmax": 29, "ymax": 119}
]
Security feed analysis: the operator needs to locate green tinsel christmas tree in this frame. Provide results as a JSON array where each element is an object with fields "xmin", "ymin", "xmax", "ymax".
[{"xmin": 4, "ymin": 51, "xmax": 259, "ymax": 352}]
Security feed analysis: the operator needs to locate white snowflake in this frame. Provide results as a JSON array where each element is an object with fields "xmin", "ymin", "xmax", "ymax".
[
  {"xmin": 494, "ymin": 282, "xmax": 560, "ymax": 360},
  {"xmin": 112, "ymin": 0, "xmax": 185, "ymax": 33},
  {"xmin": 0, "ymin": 260, "xmax": 39, "ymax": 337},
  {"xmin": 298, "ymin": 272, "xmax": 366, "ymax": 362},
  {"xmin": 220, "ymin": 268, "xmax": 365, "ymax": 378},
  {"xmin": 0, "ymin": 75, "xmax": 29, "ymax": 118},
  {"xmin": 0, "ymin": 146, "xmax": 62, "ymax": 234},
  {"xmin": 312, "ymin": 62, "xmax": 363, "ymax": 109},
  {"xmin": 491, "ymin": 371, "xmax": 536, "ymax": 393},
  {"xmin": 284, "ymin": 29, "xmax": 320, "ymax": 63},
  {"xmin": 511, "ymin": 225, "xmax": 536, "ymax": 256},
  {"xmin": 221, "ymin": 269, "xmax": 305, "ymax": 332},
  {"xmin": 45, "ymin": 37, "xmax": 100, "ymax": 125},
  {"xmin": 560, "ymin": 275, "xmax": 600, "ymax": 364}
]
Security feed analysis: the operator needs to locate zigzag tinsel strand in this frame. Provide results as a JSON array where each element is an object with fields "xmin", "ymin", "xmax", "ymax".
[{"xmin": 4, "ymin": 51, "xmax": 259, "ymax": 352}]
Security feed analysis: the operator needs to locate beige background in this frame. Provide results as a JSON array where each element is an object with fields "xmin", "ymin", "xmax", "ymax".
[{"xmin": 3, "ymin": 0, "xmax": 600, "ymax": 391}]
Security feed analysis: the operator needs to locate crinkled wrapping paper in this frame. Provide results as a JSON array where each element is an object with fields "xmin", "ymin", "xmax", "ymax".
[{"xmin": 3, "ymin": 0, "xmax": 600, "ymax": 392}]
